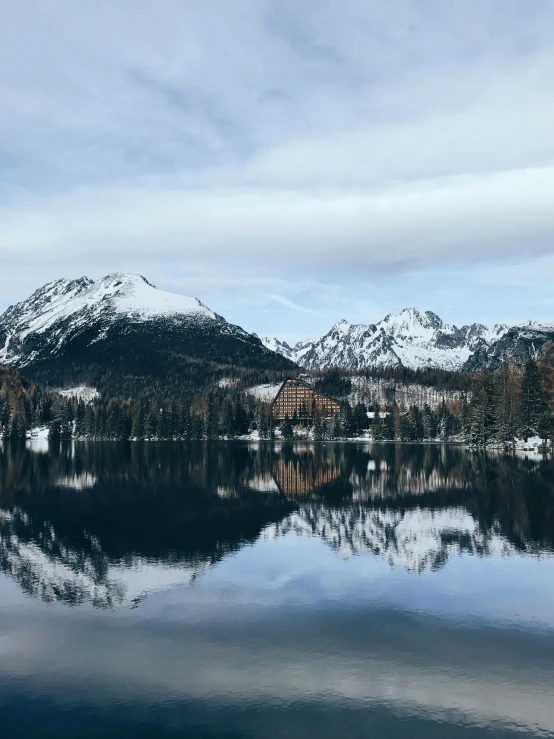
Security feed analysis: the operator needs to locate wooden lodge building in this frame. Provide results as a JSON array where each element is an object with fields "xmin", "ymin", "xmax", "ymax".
[{"xmin": 272, "ymin": 378, "xmax": 341, "ymax": 421}]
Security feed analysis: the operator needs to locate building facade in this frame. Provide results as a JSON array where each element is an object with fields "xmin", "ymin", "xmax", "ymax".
[{"xmin": 272, "ymin": 378, "xmax": 341, "ymax": 421}]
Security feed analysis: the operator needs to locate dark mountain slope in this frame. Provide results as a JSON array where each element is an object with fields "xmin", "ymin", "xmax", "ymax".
[{"xmin": 0, "ymin": 273, "xmax": 296, "ymax": 399}]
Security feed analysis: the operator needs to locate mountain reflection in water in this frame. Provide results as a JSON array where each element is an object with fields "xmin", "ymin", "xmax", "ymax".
[{"xmin": 1, "ymin": 441, "xmax": 553, "ymax": 606}]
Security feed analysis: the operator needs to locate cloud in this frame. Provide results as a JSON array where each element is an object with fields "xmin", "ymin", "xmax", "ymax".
[
  {"xmin": 2, "ymin": 167, "xmax": 553, "ymax": 273},
  {"xmin": 1, "ymin": 1, "xmax": 554, "ymax": 333},
  {"xmin": 267, "ymin": 295, "xmax": 320, "ymax": 315}
]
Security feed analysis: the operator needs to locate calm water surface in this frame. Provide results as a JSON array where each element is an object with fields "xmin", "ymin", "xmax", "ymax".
[{"xmin": 1, "ymin": 441, "xmax": 554, "ymax": 738}]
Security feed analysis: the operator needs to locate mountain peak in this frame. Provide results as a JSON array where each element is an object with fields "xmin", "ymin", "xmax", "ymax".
[
  {"xmin": 331, "ymin": 319, "xmax": 352, "ymax": 332},
  {"xmin": 381, "ymin": 307, "xmax": 444, "ymax": 330},
  {"xmin": 0, "ymin": 274, "xmax": 296, "ymax": 384},
  {"xmin": 97, "ymin": 272, "xmax": 155, "ymax": 289},
  {"xmin": 0, "ymin": 274, "xmax": 221, "ymax": 367}
]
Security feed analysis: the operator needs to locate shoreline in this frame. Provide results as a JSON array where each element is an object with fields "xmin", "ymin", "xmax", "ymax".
[{"xmin": 19, "ymin": 434, "xmax": 553, "ymax": 457}]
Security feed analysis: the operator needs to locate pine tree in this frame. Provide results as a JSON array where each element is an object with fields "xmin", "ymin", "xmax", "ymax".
[
  {"xmin": 383, "ymin": 409, "xmax": 395, "ymax": 440},
  {"xmin": 520, "ymin": 358, "xmax": 548, "ymax": 440},
  {"xmin": 436, "ymin": 400, "xmax": 453, "ymax": 441},
  {"xmin": 538, "ymin": 410, "xmax": 554, "ymax": 448},
  {"xmin": 422, "ymin": 404, "xmax": 436, "ymax": 440},
  {"xmin": 338, "ymin": 401, "xmax": 354, "ymax": 438},
  {"xmin": 205, "ymin": 394, "xmax": 219, "ymax": 439},
  {"xmin": 352, "ymin": 402, "xmax": 368, "ymax": 436},
  {"xmin": 281, "ymin": 415, "xmax": 294, "ymax": 440},
  {"xmin": 468, "ymin": 369, "xmax": 496, "ymax": 446},
  {"xmin": 396, "ymin": 411, "xmax": 410, "ymax": 441},
  {"xmin": 313, "ymin": 414, "xmax": 325, "ymax": 441},
  {"xmin": 131, "ymin": 404, "xmax": 145, "ymax": 439},
  {"xmin": 144, "ymin": 409, "xmax": 158, "ymax": 440},
  {"xmin": 234, "ymin": 397, "xmax": 249, "ymax": 435},
  {"xmin": 84, "ymin": 405, "xmax": 95, "ymax": 437},
  {"xmin": 494, "ymin": 363, "xmax": 519, "ymax": 448},
  {"xmin": 372, "ymin": 409, "xmax": 384, "ymax": 441},
  {"xmin": 408, "ymin": 405, "xmax": 424, "ymax": 441},
  {"xmin": 459, "ymin": 395, "xmax": 470, "ymax": 441},
  {"xmin": 48, "ymin": 417, "xmax": 62, "ymax": 440},
  {"xmin": 74, "ymin": 401, "xmax": 86, "ymax": 437}
]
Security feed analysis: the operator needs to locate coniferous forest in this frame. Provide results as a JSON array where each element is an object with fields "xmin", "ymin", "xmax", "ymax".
[{"xmin": 1, "ymin": 346, "xmax": 553, "ymax": 449}]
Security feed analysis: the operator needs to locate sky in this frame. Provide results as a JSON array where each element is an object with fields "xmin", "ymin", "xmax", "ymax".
[{"xmin": 1, "ymin": 0, "xmax": 554, "ymax": 344}]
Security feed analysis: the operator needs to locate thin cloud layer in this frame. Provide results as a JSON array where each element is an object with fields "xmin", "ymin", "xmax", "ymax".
[{"xmin": 1, "ymin": 0, "xmax": 553, "ymax": 337}]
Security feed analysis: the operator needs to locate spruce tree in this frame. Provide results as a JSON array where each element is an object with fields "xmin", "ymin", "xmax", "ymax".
[
  {"xmin": 520, "ymin": 358, "xmax": 548, "ymax": 439},
  {"xmin": 408, "ymin": 405, "xmax": 424, "ymax": 440},
  {"xmin": 494, "ymin": 363, "xmax": 519, "ymax": 448},
  {"xmin": 234, "ymin": 397, "xmax": 249, "ymax": 435},
  {"xmin": 383, "ymin": 409, "xmax": 395, "ymax": 440},
  {"xmin": 281, "ymin": 415, "xmax": 294, "ymax": 440},
  {"xmin": 205, "ymin": 394, "xmax": 218, "ymax": 439},
  {"xmin": 131, "ymin": 404, "xmax": 145, "ymax": 439},
  {"xmin": 372, "ymin": 409, "xmax": 384, "ymax": 441},
  {"xmin": 74, "ymin": 401, "xmax": 86, "ymax": 437},
  {"xmin": 422, "ymin": 404, "xmax": 436, "ymax": 440},
  {"xmin": 143, "ymin": 409, "xmax": 158, "ymax": 440},
  {"xmin": 338, "ymin": 401, "xmax": 354, "ymax": 438},
  {"xmin": 468, "ymin": 369, "xmax": 496, "ymax": 446},
  {"xmin": 352, "ymin": 402, "xmax": 368, "ymax": 436},
  {"xmin": 313, "ymin": 414, "xmax": 325, "ymax": 441}
]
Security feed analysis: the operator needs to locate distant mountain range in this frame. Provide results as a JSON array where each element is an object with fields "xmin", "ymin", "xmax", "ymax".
[
  {"xmin": 1, "ymin": 277, "xmax": 553, "ymax": 398},
  {"xmin": 261, "ymin": 307, "xmax": 554, "ymax": 371}
]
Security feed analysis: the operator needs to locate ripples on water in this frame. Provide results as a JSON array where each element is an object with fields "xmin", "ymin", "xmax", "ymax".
[{"xmin": 1, "ymin": 441, "xmax": 554, "ymax": 738}]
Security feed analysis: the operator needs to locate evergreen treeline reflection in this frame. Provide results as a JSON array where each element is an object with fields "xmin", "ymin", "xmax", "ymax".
[{"xmin": 1, "ymin": 441, "xmax": 553, "ymax": 604}]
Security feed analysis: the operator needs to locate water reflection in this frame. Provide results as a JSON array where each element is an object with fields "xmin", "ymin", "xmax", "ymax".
[
  {"xmin": 2, "ymin": 441, "xmax": 554, "ymax": 738},
  {"xmin": 1, "ymin": 441, "xmax": 553, "ymax": 605}
]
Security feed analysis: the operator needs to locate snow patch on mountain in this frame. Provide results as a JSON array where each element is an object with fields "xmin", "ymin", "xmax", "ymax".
[
  {"xmin": 56, "ymin": 385, "xmax": 100, "ymax": 403},
  {"xmin": 350, "ymin": 376, "xmax": 466, "ymax": 408},
  {"xmin": 245, "ymin": 382, "xmax": 283, "ymax": 403}
]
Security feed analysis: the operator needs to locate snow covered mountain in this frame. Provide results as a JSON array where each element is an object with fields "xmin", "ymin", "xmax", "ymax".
[
  {"xmin": 0, "ymin": 273, "xmax": 295, "ymax": 393},
  {"xmin": 261, "ymin": 307, "xmax": 552, "ymax": 371}
]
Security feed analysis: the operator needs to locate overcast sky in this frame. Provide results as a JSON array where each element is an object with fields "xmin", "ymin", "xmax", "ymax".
[{"xmin": 1, "ymin": 0, "xmax": 554, "ymax": 343}]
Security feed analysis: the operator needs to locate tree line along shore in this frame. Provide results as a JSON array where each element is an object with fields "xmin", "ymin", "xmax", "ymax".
[{"xmin": 1, "ymin": 352, "xmax": 553, "ymax": 450}]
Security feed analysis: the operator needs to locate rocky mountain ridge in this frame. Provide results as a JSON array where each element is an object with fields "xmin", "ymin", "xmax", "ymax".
[{"xmin": 262, "ymin": 307, "xmax": 554, "ymax": 371}]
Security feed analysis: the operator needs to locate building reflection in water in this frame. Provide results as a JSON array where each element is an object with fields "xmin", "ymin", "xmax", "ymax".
[{"xmin": 271, "ymin": 444, "xmax": 342, "ymax": 498}]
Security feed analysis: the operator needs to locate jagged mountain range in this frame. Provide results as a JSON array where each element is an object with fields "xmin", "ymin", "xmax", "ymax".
[{"xmin": 261, "ymin": 307, "xmax": 554, "ymax": 371}]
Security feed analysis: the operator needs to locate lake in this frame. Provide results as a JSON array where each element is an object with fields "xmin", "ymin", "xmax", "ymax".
[{"xmin": 1, "ymin": 440, "xmax": 554, "ymax": 738}]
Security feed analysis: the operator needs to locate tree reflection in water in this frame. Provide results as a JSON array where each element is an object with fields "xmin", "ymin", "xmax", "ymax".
[{"xmin": 1, "ymin": 440, "xmax": 553, "ymax": 604}]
